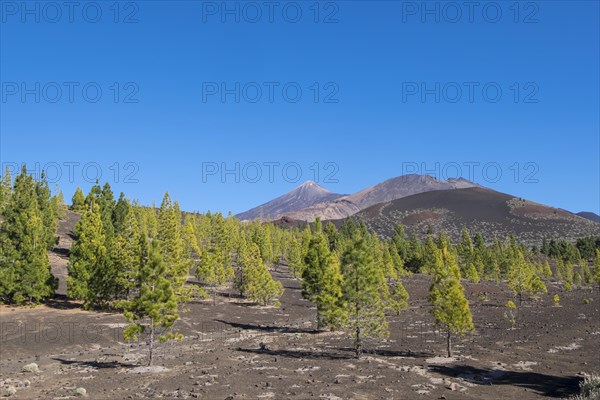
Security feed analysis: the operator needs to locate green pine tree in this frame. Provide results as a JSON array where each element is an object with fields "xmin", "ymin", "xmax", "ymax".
[
  {"xmin": 0, "ymin": 166, "xmax": 56, "ymax": 304},
  {"xmin": 244, "ymin": 243, "xmax": 283, "ymax": 306},
  {"xmin": 71, "ymin": 187, "xmax": 86, "ymax": 212},
  {"xmin": 67, "ymin": 203, "xmax": 108, "ymax": 307},
  {"xmin": 121, "ymin": 238, "xmax": 182, "ymax": 366},
  {"xmin": 593, "ymin": 249, "xmax": 600, "ymax": 291},
  {"xmin": 157, "ymin": 193, "xmax": 193, "ymax": 302},
  {"xmin": 428, "ymin": 244, "xmax": 474, "ymax": 358},
  {"xmin": 35, "ymin": 171, "xmax": 59, "ymax": 250},
  {"xmin": 340, "ymin": 230, "xmax": 389, "ymax": 358},
  {"xmin": 287, "ymin": 235, "xmax": 304, "ymax": 277}
]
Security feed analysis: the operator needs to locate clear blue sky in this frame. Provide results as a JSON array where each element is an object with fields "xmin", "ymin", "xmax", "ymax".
[{"xmin": 1, "ymin": 1, "xmax": 598, "ymax": 215}]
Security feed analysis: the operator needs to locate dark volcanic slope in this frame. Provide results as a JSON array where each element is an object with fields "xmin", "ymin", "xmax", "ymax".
[
  {"xmin": 235, "ymin": 181, "xmax": 344, "ymax": 221},
  {"xmin": 343, "ymin": 187, "xmax": 599, "ymax": 245},
  {"xmin": 576, "ymin": 211, "xmax": 600, "ymax": 223}
]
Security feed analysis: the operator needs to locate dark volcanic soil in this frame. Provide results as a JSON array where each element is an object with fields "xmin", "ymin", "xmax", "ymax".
[{"xmin": 1, "ymin": 267, "xmax": 599, "ymax": 399}]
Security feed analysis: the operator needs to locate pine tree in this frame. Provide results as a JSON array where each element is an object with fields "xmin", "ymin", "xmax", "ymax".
[
  {"xmin": 121, "ymin": 238, "xmax": 181, "ymax": 366},
  {"xmin": 593, "ymin": 249, "xmax": 600, "ymax": 291},
  {"xmin": 35, "ymin": 171, "xmax": 59, "ymax": 250},
  {"xmin": 314, "ymin": 252, "xmax": 346, "ymax": 329},
  {"xmin": 464, "ymin": 260, "xmax": 480, "ymax": 283},
  {"xmin": 71, "ymin": 187, "xmax": 86, "ymax": 212},
  {"xmin": 112, "ymin": 192, "xmax": 132, "ymax": 234},
  {"xmin": 51, "ymin": 186, "xmax": 68, "ymax": 220},
  {"xmin": 67, "ymin": 203, "xmax": 107, "ymax": 307},
  {"xmin": 421, "ymin": 236, "xmax": 439, "ymax": 274},
  {"xmin": 157, "ymin": 193, "xmax": 193, "ymax": 302},
  {"xmin": 388, "ymin": 278, "xmax": 409, "ymax": 315},
  {"xmin": 302, "ymin": 231, "xmax": 344, "ymax": 329},
  {"xmin": 244, "ymin": 243, "xmax": 283, "ymax": 306},
  {"xmin": 0, "ymin": 166, "xmax": 12, "ymax": 212},
  {"xmin": 234, "ymin": 235, "xmax": 250, "ymax": 296},
  {"xmin": 302, "ymin": 232, "xmax": 330, "ymax": 301},
  {"xmin": 507, "ymin": 250, "xmax": 546, "ymax": 304},
  {"xmin": 287, "ymin": 235, "xmax": 303, "ymax": 277},
  {"xmin": 542, "ymin": 260, "xmax": 553, "ymax": 279},
  {"xmin": 111, "ymin": 206, "xmax": 141, "ymax": 300},
  {"xmin": 389, "ymin": 243, "xmax": 409, "ymax": 277},
  {"xmin": 196, "ymin": 245, "xmax": 233, "ymax": 305},
  {"xmin": 0, "ymin": 167, "xmax": 56, "ymax": 304},
  {"xmin": 380, "ymin": 240, "xmax": 397, "ymax": 281},
  {"xmin": 428, "ymin": 243, "xmax": 474, "ymax": 358},
  {"xmin": 340, "ymin": 230, "xmax": 389, "ymax": 358}
]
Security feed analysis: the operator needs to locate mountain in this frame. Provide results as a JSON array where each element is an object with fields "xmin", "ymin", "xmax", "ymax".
[
  {"xmin": 284, "ymin": 174, "xmax": 479, "ymax": 221},
  {"xmin": 338, "ymin": 187, "xmax": 599, "ymax": 246},
  {"xmin": 235, "ymin": 181, "xmax": 345, "ymax": 221},
  {"xmin": 576, "ymin": 211, "xmax": 600, "ymax": 223}
]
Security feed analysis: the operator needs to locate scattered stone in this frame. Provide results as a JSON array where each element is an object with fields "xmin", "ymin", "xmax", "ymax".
[
  {"xmin": 3, "ymin": 386, "xmax": 17, "ymax": 397},
  {"xmin": 75, "ymin": 387, "xmax": 88, "ymax": 396},
  {"xmin": 21, "ymin": 363, "xmax": 39, "ymax": 373}
]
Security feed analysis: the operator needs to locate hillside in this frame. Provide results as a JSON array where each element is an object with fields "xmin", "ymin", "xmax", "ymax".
[
  {"xmin": 283, "ymin": 175, "xmax": 479, "ymax": 221},
  {"xmin": 338, "ymin": 187, "xmax": 599, "ymax": 246}
]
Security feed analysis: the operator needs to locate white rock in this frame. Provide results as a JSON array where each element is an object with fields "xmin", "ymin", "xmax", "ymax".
[{"xmin": 21, "ymin": 363, "xmax": 39, "ymax": 373}]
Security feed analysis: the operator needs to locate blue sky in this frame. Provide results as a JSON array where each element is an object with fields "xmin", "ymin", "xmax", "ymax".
[{"xmin": 1, "ymin": 1, "xmax": 598, "ymax": 215}]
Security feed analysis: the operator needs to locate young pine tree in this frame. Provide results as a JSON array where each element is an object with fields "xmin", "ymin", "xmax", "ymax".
[
  {"xmin": 67, "ymin": 203, "xmax": 108, "ymax": 307},
  {"xmin": 121, "ymin": 238, "xmax": 181, "ymax": 366},
  {"xmin": 287, "ymin": 235, "xmax": 304, "ymax": 277},
  {"xmin": 71, "ymin": 187, "xmax": 86, "ymax": 212},
  {"xmin": 244, "ymin": 243, "xmax": 283, "ymax": 306},
  {"xmin": 593, "ymin": 249, "xmax": 600, "ymax": 291},
  {"xmin": 340, "ymin": 231, "xmax": 389, "ymax": 358},
  {"xmin": 0, "ymin": 167, "xmax": 12, "ymax": 213},
  {"xmin": 196, "ymin": 246, "xmax": 233, "ymax": 305},
  {"xmin": 35, "ymin": 171, "xmax": 59, "ymax": 250},
  {"xmin": 302, "ymin": 230, "xmax": 345, "ymax": 329},
  {"xmin": 0, "ymin": 167, "xmax": 56, "ymax": 304},
  {"xmin": 157, "ymin": 194, "xmax": 193, "ymax": 302},
  {"xmin": 507, "ymin": 251, "xmax": 547, "ymax": 304},
  {"xmin": 428, "ymin": 244, "xmax": 474, "ymax": 358}
]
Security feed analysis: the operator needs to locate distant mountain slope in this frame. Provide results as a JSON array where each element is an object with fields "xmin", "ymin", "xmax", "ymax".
[
  {"xmin": 285, "ymin": 174, "xmax": 479, "ymax": 221},
  {"xmin": 235, "ymin": 181, "xmax": 345, "ymax": 221},
  {"xmin": 576, "ymin": 211, "xmax": 600, "ymax": 223},
  {"xmin": 340, "ymin": 187, "xmax": 599, "ymax": 246}
]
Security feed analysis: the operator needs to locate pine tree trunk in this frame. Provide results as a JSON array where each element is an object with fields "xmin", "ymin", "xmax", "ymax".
[
  {"xmin": 148, "ymin": 321, "xmax": 155, "ymax": 366},
  {"xmin": 355, "ymin": 325, "xmax": 362, "ymax": 359},
  {"xmin": 446, "ymin": 329, "xmax": 452, "ymax": 358}
]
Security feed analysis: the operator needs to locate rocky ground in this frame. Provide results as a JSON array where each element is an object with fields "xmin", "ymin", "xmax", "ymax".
[{"xmin": 1, "ymin": 268, "xmax": 599, "ymax": 399}]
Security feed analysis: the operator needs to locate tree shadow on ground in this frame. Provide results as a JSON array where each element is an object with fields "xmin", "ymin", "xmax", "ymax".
[
  {"xmin": 430, "ymin": 365, "xmax": 582, "ymax": 398},
  {"xmin": 52, "ymin": 357, "xmax": 137, "ymax": 369},
  {"xmin": 335, "ymin": 347, "xmax": 432, "ymax": 359},
  {"xmin": 238, "ymin": 346, "xmax": 432, "ymax": 361},
  {"xmin": 215, "ymin": 319, "xmax": 320, "ymax": 335},
  {"xmin": 44, "ymin": 295, "xmax": 83, "ymax": 310},
  {"xmin": 51, "ymin": 247, "xmax": 70, "ymax": 258},
  {"xmin": 237, "ymin": 347, "xmax": 353, "ymax": 360}
]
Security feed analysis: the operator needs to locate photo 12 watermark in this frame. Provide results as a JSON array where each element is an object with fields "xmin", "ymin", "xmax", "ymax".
[
  {"xmin": 401, "ymin": 161, "xmax": 540, "ymax": 184},
  {"xmin": 1, "ymin": 82, "xmax": 140, "ymax": 104},
  {"xmin": 400, "ymin": 1, "xmax": 540, "ymax": 24},
  {"xmin": 1, "ymin": 162, "xmax": 140, "ymax": 184},
  {"xmin": 201, "ymin": 81, "xmax": 339, "ymax": 104},
  {"xmin": 1, "ymin": 1, "xmax": 140, "ymax": 24},
  {"xmin": 401, "ymin": 82, "xmax": 539, "ymax": 104},
  {"xmin": 200, "ymin": 1, "xmax": 340, "ymax": 24},
  {"xmin": 201, "ymin": 161, "xmax": 339, "ymax": 184}
]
